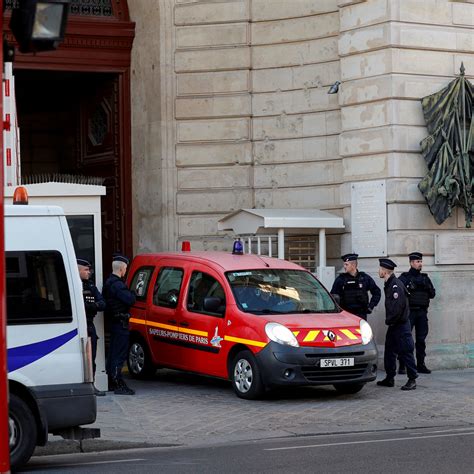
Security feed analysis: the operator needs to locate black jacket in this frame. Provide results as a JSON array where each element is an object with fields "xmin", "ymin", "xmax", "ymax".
[
  {"xmin": 330, "ymin": 271, "xmax": 381, "ymax": 315},
  {"xmin": 82, "ymin": 279, "xmax": 106, "ymax": 323},
  {"xmin": 399, "ymin": 267, "xmax": 435, "ymax": 309},
  {"xmin": 103, "ymin": 274, "xmax": 136, "ymax": 317},
  {"xmin": 384, "ymin": 274, "xmax": 409, "ymax": 326}
]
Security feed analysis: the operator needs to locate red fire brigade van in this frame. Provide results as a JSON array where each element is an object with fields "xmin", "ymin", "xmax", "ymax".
[{"xmin": 126, "ymin": 246, "xmax": 378, "ymax": 399}]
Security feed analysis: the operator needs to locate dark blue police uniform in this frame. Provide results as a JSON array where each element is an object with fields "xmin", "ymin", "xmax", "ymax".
[
  {"xmin": 399, "ymin": 255, "xmax": 436, "ymax": 372},
  {"xmin": 82, "ymin": 278, "xmax": 106, "ymax": 376},
  {"xmin": 103, "ymin": 256, "xmax": 136, "ymax": 393},
  {"xmin": 330, "ymin": 253, "xmax": 381, "ymax": 320},
  {"xmin": 377, "ymin": 258, "xmax": 417, "ymax": 390}
]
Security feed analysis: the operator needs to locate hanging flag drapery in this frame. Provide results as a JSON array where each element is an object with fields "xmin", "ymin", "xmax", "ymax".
[{"xmin": 419, "ymin": 63, "xmax": 474, "ymax": 227}]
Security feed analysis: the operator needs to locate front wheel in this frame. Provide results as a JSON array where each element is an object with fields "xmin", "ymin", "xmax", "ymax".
[
  {"xmin": 231, "ymin": 350, "xmax": 264, "ymax": 400},
  {"xmin": 333, "ymin": 382, "xmax": 365, "ymax": 394},
  {"xmin": 127, "ymin": 339, "xmax": 156, "ymax": 379},
  {"xmin": 9, "ymin": 393, "xmax": 37, "ymax": 471}
]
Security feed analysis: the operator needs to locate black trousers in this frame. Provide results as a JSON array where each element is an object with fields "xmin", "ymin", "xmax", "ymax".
[
  {"xmin": 384, "ymin": 321, "xmax": 417, "ymax": 379},
  {"xmin": 106, "ymin": 321, "xmax": 130, "ymax": 381},
  {"xmin": 87, "ymin": 322, "xmax": 98, "ymax": 377},
  {"xmin": 409, "ymin": 308, "xmax": 429, "ymax": 365}
]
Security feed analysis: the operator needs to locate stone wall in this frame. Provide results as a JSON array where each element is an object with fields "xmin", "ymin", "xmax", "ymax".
[
  {"xmin": 336, "ymin": 0, "xmax": 474, "ymax": 368},
  {"xmin": 129, "ymin": 0, "xmax": 474, "ymax": 368}
]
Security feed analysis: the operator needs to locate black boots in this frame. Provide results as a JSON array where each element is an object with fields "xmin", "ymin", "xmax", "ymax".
[
  {"xmin": 376, "ymin": 377, "xmax": 395, "ymax": 387},
  {"xmin": 114, "ymin": 379, "xmax": 135, "ymax": 395},
  {"xmin": 401, "ymin": 379, "xmax": 417, "ymax": 391},
  {"xmin": 417, "ymin": 363, "xmax": 431, "ymax": 374},
  {"xmin": 108, "ymin": 376, "xmax": 135, "ymax": 395}
]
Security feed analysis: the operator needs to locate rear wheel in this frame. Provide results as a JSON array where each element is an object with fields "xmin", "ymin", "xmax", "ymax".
[
  {"xmin": 231, "ymin": 350, "xmax": 264, "ymax": 400},
  {"xmin": 9, "ymin": 393, "xmax": 37, "ymax": 471},
  {"xmin": 333, "ymin": 382, "xmax": 365, "ymax": 394},
  {"xmin": 127, "ymin": 338, "xmax": 156, "ymax": 379}
]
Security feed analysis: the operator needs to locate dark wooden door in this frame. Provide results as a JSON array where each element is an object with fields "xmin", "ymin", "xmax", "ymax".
[{"xmin": 77, "ymin": 74, "xmax": 128, "ymax": 277}]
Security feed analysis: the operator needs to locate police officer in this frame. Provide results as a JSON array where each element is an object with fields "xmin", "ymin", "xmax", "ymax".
[
  {"xmin": 398, "ymin": 252, "xmax": 436, "ymax": 374},
  {"xmin": 330, "ymin": 253, "xmax": 381, "ymax": 320},
  {"xmin": 77, "ymin": 258, "xmax": 106, "ymax": 396},
  {"xmin": 104, "ymin": 254, "xmax": 136, "ymax": 395},
  {"xmin": 376, "ymin": 258, "xmax": 417, "ymax": 391}
]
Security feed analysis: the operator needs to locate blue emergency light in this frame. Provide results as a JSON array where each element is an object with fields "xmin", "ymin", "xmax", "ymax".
[{"xmin": 232, "ymin": 239, "xmax": 243, "ymax": 255}]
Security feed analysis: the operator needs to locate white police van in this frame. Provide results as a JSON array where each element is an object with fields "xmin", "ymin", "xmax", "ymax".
[{"xmin": 6, "ymin": 189, "xmax": 98, "ymax": 470}]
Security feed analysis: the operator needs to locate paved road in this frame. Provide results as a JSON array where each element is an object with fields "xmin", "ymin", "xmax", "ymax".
[
  {"xmin": 94, "ymin": 368, "xmax": 474, "ymax": 445},
  {"xmin": 34, "ymin": 368, "xmax": 474, "ymax": 456},
  {"xmin": 24, "ymin": 426, "xmax": 474, "ymax": 473}
]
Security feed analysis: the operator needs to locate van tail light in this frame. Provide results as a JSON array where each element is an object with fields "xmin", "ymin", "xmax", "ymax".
[{"xmin": 82, "ymin": 337, "xmax": 94, "ymax": 383}]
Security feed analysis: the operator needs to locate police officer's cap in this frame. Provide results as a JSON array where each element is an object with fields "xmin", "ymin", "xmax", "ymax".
[
  {"xmin": 408, "ymin": 251, "xmax": 423, "ymax": 261},
  {"xmin": 341, "ymin": 253, "xmax": 358, "ymax": 262},
  {"xmin": 379, "ymin": 258, "xmax": 397, "ymax": 270},
  {"xmin": 77, "ymin": 258, "xmax": 92, "ymax": 267},
  {"xmin": 113, "ymin": 253, "xmax": 129, "ymax": 265}
]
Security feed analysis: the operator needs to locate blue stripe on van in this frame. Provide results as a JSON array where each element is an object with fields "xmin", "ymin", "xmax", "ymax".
[{"xmin": 7, "ymin": 328, "xmax": 78, "ymax": 373}]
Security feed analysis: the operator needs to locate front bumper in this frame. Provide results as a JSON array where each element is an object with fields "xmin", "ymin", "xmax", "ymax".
[{"xmin": 255, "ymin": 340, "xmax": 378, "ymax": 388}]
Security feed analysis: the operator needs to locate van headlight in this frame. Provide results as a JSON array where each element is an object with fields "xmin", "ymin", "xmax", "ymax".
[
  {"xmin": 265, "ymin": 322, "xmax": 299, "ymax": 348},
  {"xmin": 360, "ymin": 319, "xmax": 373, "ymax": 345}
]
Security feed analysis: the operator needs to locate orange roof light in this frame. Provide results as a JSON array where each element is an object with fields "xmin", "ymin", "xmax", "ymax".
[{"xmin": 13, "ymin": 186, "xmax": 29, "ymax": 205}]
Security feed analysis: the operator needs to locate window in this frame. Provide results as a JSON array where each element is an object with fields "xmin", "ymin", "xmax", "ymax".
[
  {"xmin": 187, "ymin": 271, "xmax": 226, "ymax": 317},
  {"xmin": 6, "ymin": 251, "xmax": 72, "ymax": 325},
  {"xmin": 226, "ymin": 269, "xmax": 337, "ymax": 315},
  {"xmin": 66, "ymin": 215, "xmax": 96, "ymax": 284},
  {"xmin": 130, "ymin": 266, "xmax": 154, "ymax": 301},
  {"xmin": 153, "ymin": 267, "xmax": 184, "ymax": 309}
]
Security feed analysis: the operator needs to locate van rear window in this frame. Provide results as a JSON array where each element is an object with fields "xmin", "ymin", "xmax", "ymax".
[{"xmin": 6, "ymin": 251, "xmax": 73, "ymax": 325}]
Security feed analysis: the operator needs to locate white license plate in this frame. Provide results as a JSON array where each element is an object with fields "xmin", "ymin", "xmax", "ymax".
[{"xmin": 320, "ymin": 358, "xmax": 354, "ymax": 368}]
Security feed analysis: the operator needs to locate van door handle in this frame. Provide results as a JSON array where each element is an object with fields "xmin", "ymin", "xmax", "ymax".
[
  {"xmin": 180, "ymin": 321, "xmax": 189, "ymax": 327},
  {"xmin": 168, "ymin": 319, "xmax": 177, "ymax": 325}
]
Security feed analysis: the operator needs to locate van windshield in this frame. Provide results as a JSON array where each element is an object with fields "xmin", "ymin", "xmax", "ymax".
[{"xmin": 226, "ymin": 269, "xmax": 338, "ymax": 315}]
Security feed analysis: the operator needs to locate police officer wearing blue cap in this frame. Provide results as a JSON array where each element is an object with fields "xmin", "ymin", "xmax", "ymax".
[
  {"xmin": 398, "ymin": 252, "xmax": 436, "ymax": 374},
  {"xmin": 377, "ymin": 258, "xmax": 417, "ymax": 390},
  {"xmin": 330, "ymin": 253, "xmax": 381, "ymax": 320},
  {"xmin": 103, "ymin": 254, "xmax": 136, "ymax": 395},
  {"xmin": 77, "ymin": 258, "xmax": 106, "ymax": 396}
]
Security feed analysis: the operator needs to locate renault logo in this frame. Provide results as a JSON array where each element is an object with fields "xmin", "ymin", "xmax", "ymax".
[{"xmin": 327, "ymin": 330, "xmax": 336, "ymax": 342}]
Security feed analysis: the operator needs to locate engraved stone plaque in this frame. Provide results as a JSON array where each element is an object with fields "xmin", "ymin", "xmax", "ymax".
[
  {"xmin": 435, "ymin": 233, "xmax": 474, "ymax": 264},
  {"xmin": 351, "ymin": 180, "xmax": 387, "ymax": 258}
]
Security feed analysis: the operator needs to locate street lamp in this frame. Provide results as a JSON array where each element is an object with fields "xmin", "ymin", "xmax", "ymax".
[{"xmin": 10, "ymin": 0, "xmax": 70, "ymax": 53}]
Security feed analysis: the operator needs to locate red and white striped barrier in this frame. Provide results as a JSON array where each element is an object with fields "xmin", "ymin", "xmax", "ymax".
[{"xmin": 3, "ymin": 62, "xmax": 21, "ymax": 187}]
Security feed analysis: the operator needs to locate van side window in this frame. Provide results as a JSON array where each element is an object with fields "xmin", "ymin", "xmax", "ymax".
[
  {"xmin": 130, "ymin": 266, "xmax": 154, "ymax": 301},
  {"xmin": 187, "ymin": 271, "xmax": 226, "ymax": 317},
  {"xmin": 6, "ymin": 250, "xmax": 73, "ymax": 325},
  {"xmin": 153, "ymin": 267, "xmax": 184, "ymax": 309}
]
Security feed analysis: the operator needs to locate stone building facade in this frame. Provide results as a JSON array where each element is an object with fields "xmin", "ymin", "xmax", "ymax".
[{"xmin": 128, "ymin": 0, "xmax": 474, "ymax": 369}]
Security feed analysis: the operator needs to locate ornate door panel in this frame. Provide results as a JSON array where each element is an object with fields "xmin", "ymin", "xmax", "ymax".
[{"xmin": 77, "ymin": 75, "xmax": 124, "ymax": 274}]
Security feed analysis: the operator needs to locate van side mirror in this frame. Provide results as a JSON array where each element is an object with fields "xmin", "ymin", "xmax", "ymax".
[
  {"xmin": 331, "ymin": 293, "xmax": 341, "ymax": 305},
  {"xmin": 203, "ymin": 297, "xmax": 224, "ymax": 315}
]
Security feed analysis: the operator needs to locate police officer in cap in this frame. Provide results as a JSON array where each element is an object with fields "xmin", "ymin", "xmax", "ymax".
[
  {"xmin": 104, "ymin": 254, "xmax": 136, "ymax": 395},
  {"xmin": 330, "ymin": 253, "xmax": 381, "ymax": 320},
  {"xmin": 377, "ymin": 258, "xmax": 417, "ymax": 390},
  {"xmin": 398, "ymin": 252, "xmax": 436, "ymax": 374},
  {"xmin": 77, "ymin": 258, "xmax": 106, "ymax": 396}
]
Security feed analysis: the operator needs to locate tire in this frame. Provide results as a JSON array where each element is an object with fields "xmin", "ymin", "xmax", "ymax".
[
  {"xmin": 127, "ymin": 338, "xmax": 156, "ymax": 379},
  {"xmin": 9, "ymin": 393, "xmax": 37, "ymax": 471},
  {"xmin": 231, "ymin": 350, "xmax": 264, "ymax": 400},
  {"xmin": 333, "ymin": 382, "xmax": 365, "ymax": 394}
]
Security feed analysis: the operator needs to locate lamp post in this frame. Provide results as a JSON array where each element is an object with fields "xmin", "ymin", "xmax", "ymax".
[{"xmin": 0, "ymin": 2, "xmax": 70, "ymax": 471}]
